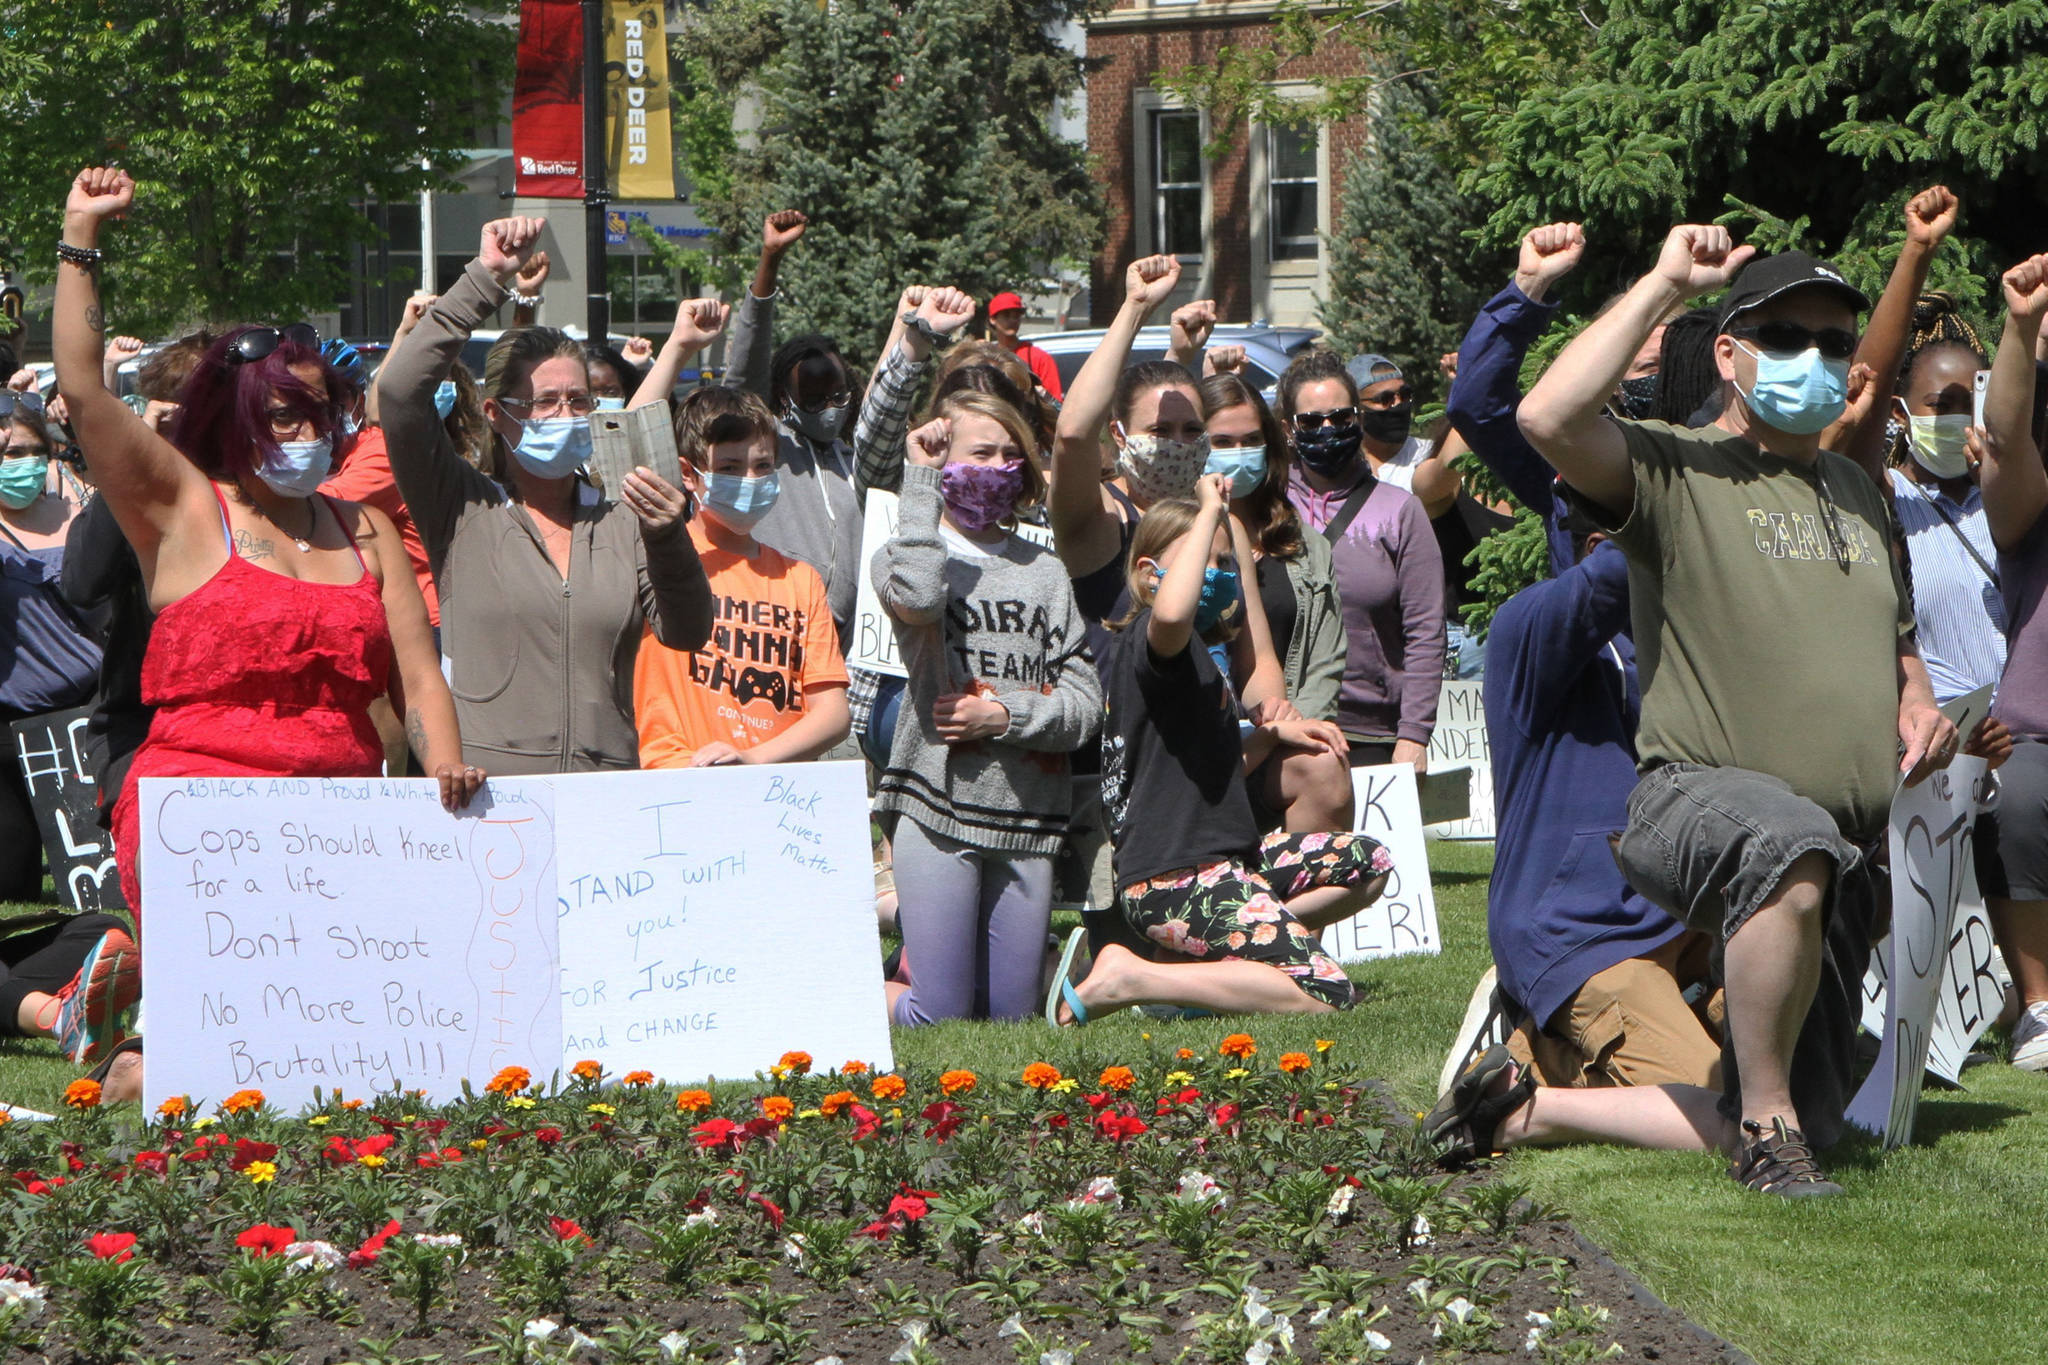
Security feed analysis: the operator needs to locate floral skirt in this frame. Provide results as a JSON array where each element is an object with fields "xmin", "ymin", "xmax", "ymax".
[{"xmin": 1119, "ymin": 831, "xmax": 1392, "ymax": 1009}]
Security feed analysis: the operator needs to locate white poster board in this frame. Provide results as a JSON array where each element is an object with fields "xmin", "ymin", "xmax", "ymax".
[
  {"xmin": 850, "ymin": 491, "xmax": 1056, "ymax": 677},
  {"xmin": 1325, "ymin": 765, "xmax": 1441, "ymax": 962},
  {"xmin": 1846, "ymin": 754, "xmax": 1993, "ymax": 1148},
  {"xmin": 1425, "ymin": 681, "xmax": 1495, "ymax": 841},
  {"xmin": 140, "ymin": 777, "xmax": 561, "ymax": 1111},
  {"xmin": 553, "ymin": 761, "xmax": 893, "ymax": 1078}
]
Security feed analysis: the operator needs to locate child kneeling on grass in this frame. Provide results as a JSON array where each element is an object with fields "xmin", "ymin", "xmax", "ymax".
[
  {"xmin": 874, "ymin": 393, "xmax": 1101, "ymax": 1026},
  {"xmin": 634, "ymin": 388, "xmax": 851, "ymax": 768},
  {"xmin": 1050, "ymin": 475, "xmax": 1392, "ymax": 1025}
]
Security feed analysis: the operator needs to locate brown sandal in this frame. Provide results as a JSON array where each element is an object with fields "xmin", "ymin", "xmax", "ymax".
[{"xmin": 1422, "ymin": 1043, "xmax": 1535, "ymax": 1167}]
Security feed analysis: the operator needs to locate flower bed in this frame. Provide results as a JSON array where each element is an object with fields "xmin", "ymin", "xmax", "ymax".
[{"xmin": 0, "ymin": 1041, "xmax": 1726, "ymax": 1363}]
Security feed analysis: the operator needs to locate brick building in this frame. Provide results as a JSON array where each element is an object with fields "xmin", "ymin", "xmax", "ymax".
[{"xmin": 1083, "ymin": 0, "xmax": 1369, "ymax": 330}]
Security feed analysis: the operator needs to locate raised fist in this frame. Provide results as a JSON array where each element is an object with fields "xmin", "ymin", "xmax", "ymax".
[
  {"xmin": 514, "ymin": 249, "xmax": 552, "ymax": 295},
  {"xmin": 907, "ymin": 417, "xmax": 950, "ymax": 469},
  {"xmin": 66, "ymin": 167, "xmax": 135, "ymax": 226},
  {"xmin": 1651, "ymin": 225, "xmax": 1755, "ymax": 301},
  {"xmin": 917, "ymin": 287, "xmax": 976, "ymax": 336},
  {"xmin": 1170, "ymin": 298, "xmax": 1219, "ymax": 354},
  {"xmin": 2002, "ymin": 253, "xmax": 2048, "ymax": 327},
  {"xmin": 480, "ymin": 217, "xmax": 545, "ymax": 284},
  {"xmin": 1125, "ymin": 255, "xmax": 1182, "ymax": 310},
  {"xmin": 1904, "ymin": 186, "xmax": 1959, "ymax": 249},
  {"xmin": 670, "ymin": 298, "xmax": 730, "ymax": 350},
  {"xmin": 1515, "ymin": 222, "xmax": 1585, "ymax": 300},
  {"xmin": 763, "ymin": 210, "xmax": 808, "ymax": 255}
]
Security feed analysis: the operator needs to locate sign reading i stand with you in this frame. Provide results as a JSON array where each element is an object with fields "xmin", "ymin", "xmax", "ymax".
[
  {"xmin": 1324, "ymin": 765, "xmax": 1440, "ymax": 963},
  {"xmin": 140, "ymin": 777, "xmax": 561, "ymax": 1111},
  {"xmin": 10, "ymin": 705, "xmax": 124, "ymax": 910}
]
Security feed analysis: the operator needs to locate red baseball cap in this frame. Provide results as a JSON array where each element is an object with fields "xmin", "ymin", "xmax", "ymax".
[{"xmin": 987, "ymin": 292, "xmax": 1025, "ymax": 315}]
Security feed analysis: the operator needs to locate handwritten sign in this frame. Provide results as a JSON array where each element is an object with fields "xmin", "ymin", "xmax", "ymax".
[
  {"xmin": 10, "ymin": 706, "xmax": 124, "ymax": 910},
  {"xmin": 553, "ymin": 761, "xmax": 892, "ymax": 1080},
  {"xmin": 139, "ymin": 777, "xmax": 560, "ymax": 1111},
  {"xmin": 1859, "ymin": 829, "xmax": 2002, "ymax": 1089},
  {"xmin": 850, "ymin": 491, "xmax": 1057, "ymax": 677},
  {"xmin": 1425, "ymin": 681, "xmax": 1494, "ymax": 841},
  {"xmin": 1846, "ymin": 755, "xmax": 1992, "ymax": 1148},
  {"xmin": 1324, "ymin": 765, "xmax": 1441, "ymax": 962}
]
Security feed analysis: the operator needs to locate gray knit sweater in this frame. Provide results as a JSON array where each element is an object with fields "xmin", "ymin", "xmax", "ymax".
[{"xmin": 872, "ymin": 464, "xmax": 1101, "ymax": 855}]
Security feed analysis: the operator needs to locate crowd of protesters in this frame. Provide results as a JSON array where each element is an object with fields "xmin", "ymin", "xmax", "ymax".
[{"xmin": 3, "ymin": 164, "xmax": 2044, "ymax": 1200}]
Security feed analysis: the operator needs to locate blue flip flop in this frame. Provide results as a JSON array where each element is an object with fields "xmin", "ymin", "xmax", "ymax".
[{"xmin": 1044, "ymin": 926, "xmax": 1089, "ymax": 1026}]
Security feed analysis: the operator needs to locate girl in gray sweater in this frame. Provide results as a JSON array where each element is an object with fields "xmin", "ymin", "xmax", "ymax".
[{"xmin": 873, "ymin": 392, "xmax": 1101, "ymax": 1025}]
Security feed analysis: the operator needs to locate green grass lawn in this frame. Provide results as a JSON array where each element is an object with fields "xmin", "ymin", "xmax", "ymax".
[{"xmin": 5, "ymin": 842, "xmax": 2045, "ymax": 1363}]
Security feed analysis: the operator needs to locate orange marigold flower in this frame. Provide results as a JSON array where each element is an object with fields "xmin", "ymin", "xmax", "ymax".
[
  {"xmin": 622, "ymin": 1070, "xmax": 655, "ymax": 1088},
  {"xmin": 341, "ymin": 1099, "xmax": 364, "ymax": 1111},
  {"xmin": 840, "ymin": 1059, "xmax": 869, "ymax": 1076},
  {"xmin": 156, "ymin": 1095, "xmax": 189, "ymax": 1121},
  {"xmin": 675, "ymin": 1089, "xmax": 713, "ymax": 1114},
  {"xmin": 1278, "ymin": 1052, "xmax": 1313, "ymax": 1074},
  {"xmin": 570, "ymin": 1059, "xmax": 603, "ymax": 1081},
  {"xmin": 485, "ymin": 1066, "xmax": 532, "ymax": 1096},
  {"xmin": 871, "ymin": 1074, "xmax": 907, "ymax": 1101},
  {"xmin": 1021, "ymin": 1062, "xmax": 1063, "ymax": 1090},
  {"xmin": 0, "ymin": 1112, "xmax": 10, "ymax": 1128},
  {"xmin": 64, "ymin": 1079, "xmax": 102, "ymax": 1110},
  {"xmin": 819, "ymin": 1090, "xmax": 857, "ymax": 1116},
  {"xmin": 1218, "ymin": 1033, "xmax": 1257, "ymax": 1060},
  {"xmin": 938, "ymin": 1070, "xmax": 977, "ymax": 1096},
  {"xmin": 219, "ymin": 1088, "xmax": 266, "ymax": 1115},
  {"xmin": 1098, "ymin": 1065, "xmax": 1136, "ymax": 1092},
  {"xmin": 776, "ymin": 1050, "xmax": 813, "ymax": 1076},
  {"xmin": 761, "ymin": 1095, "xmax": 795, "ymax": 1123},
  {"xmin": 1176, "ymin": 1048, "xmax": 1195, "ymax": 1061}
]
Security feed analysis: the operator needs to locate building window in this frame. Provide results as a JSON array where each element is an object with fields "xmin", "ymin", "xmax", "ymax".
[
  {"xmin": 1267, "ymin": 123, "xmax": 1319, "ymax": 261},
  {"xmin": 1151, "ymin": 109, "xmax": 1204, "ymax": 259}
]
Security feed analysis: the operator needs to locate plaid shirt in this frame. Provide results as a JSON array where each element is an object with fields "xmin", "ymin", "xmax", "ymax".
[{"xmin": 851, "ymin": 341, "xmax": 926, "ymax": 499}]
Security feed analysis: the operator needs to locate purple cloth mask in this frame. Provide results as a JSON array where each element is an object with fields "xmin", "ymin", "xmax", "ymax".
[{"xmin": 941, "ymin": 459, "xmax": 1026, "ymax": 534}]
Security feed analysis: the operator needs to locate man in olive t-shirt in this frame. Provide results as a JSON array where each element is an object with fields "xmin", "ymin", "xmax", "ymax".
[{"xmin": 1509, "ymin": 228, "xmax": 1957, "ymax": 1199}]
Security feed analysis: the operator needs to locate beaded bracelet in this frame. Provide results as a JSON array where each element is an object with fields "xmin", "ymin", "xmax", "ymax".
[{"xmin": 56, "ymin": 241, "xmax": 102, "ymax": 266}]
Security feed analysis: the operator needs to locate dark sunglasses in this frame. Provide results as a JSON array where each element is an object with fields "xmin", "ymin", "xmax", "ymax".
[
  {"xmin": 1730, "ymin": 322, "xmax": 1858, "ymax": 363},
  {"xmin": 0, "ymin": 390, "xmax": 45, "ymax": 420},
  {"xmin": 1361, "ymin": 386, "xmax": 1415, "ymax": 409},
  {"xmin": 226, "ymin": 322, "xmax": 320, "ymax": 366},
  {"xmin": 792, "ymin": 391, "xmax": 853, "ymax": 413},
  {"xmin": 1292, "ymin": 406, "xmax": 1359, "ymax": 433}
]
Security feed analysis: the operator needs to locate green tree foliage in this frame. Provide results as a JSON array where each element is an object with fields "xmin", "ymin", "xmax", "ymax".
[
  {"xmin": 1320, "ymin": 77, "xmax": 1492, "ymax": 405},
  {"xmin": 689, "ymin": 0, "xmax": 1103, "ymax": 365},
  {"xmin": 0, "ymin": 1, "xmax": 512, "ymax": 333}
]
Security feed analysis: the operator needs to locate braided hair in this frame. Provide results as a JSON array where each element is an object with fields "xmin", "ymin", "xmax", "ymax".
[
  {"xmin": 1647, "ymin": 308, "xmax": 1721, "ymax": 425},
  {"xmin": 1888, "ymin": 293, "xmax": 1989, "ymax": 467}
]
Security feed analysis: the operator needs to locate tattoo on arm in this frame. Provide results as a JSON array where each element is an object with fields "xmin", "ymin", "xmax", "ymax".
[
  {"xmin": 405, "ymin": 706, "xmax": 427, "ymax": 762},
  {"xmin": 232, "ymin": 529, "xmax": 275, "ymax": 562},
  {"xmin": 83, "ymin": 303, "xmax": 103, "ymax": 334}
]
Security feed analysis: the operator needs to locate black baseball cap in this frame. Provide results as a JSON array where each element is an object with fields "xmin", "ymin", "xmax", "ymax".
[{"xmin": 1714, "ymin": 251, "xmax": 1870, "ymax": 333}]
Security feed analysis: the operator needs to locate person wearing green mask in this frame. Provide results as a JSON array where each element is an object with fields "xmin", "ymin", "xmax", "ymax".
[
  {"xmin": 0, "ymin": 390, "xmax": 102, "ymax": 900},
  {"xmin": 1885, "ymin": 307, "xmax": 2006, "ymax": 704}
]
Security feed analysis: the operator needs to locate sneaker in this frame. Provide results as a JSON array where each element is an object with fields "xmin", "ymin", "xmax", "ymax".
[
  {"xmin": 50, "ymin": 928, "xmax": 140, "ymax": 1067},
  {"xmin": 1438, "ymin": 966, "xmax": 1506, "ymax": 1097},
  {"xmin": 2010, "ymin": 1001, "xmax": 2048, "ymax": 1071},
  {"xmin": 1728, "ymin": 1117, "xmax": 1842, "ymax": 1197}
]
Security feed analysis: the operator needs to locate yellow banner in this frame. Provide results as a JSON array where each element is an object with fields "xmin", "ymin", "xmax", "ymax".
[{"xmin": 605, "ymin": 0, "xmax": 676, "ymax": 200}]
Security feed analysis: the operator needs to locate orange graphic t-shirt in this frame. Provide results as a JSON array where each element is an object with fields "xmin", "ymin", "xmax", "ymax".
[{"xmin": 634, "ymin": 521, "xmax": 849, "ymax": 767}]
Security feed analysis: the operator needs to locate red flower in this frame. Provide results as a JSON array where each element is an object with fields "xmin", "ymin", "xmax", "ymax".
[
  {"xmin": 228, "ymin": 1138, "xmax": 279, "ymax": 1173},
  {"xmin": 1173, "ymin": 1087, "xmax": 1202, "ymax": 1105},
  {"xmin": 84, "ymin": 1232, "xmax": 136, "ymax": 1263},
  {"xmin": 846, "ymin": 1103, "xmax": 880, "ymax": 1141},
  {"xmin": 533, "ymin": 1127, "xmax": 564, "ymax": 1146},
  {"xmin": 747, "ymin": 1192, "xmax": 785, "ymax": 1230},
  {"xmin": 348, "ymin": 1219, "xmax": 401, "ymax": 1269},
  {"xmin": 1210, "ymin": 1103, "xmax": 1240, "ymax": 1127},
  {"xmin": 547, "ymin": 1217, "xmax": 586, "ymax": 1243},
  {"xmin": 132, "ymin": 1151, "xmax": 168, "ymax": 1176},
  {"xmin": 236, "ymin": 1224, "xmax": 296, "ymax": 1258},
  {"xmin": 888, "ymin": 1190, "xmax": 932, "ymax": 1222},
  {"xmin": 740, "ymin": 1116, "xmax": 782, "ymax": 1143},
  {"xmin": 1093, "ymin": 1111, "xmax": 1149, "ymax": 1142},
  {"xmin": 920, "ymin": 1100, "xmax": 966, "ymax": 1142},
  {"xmin": 1083, "ymin": 1091, "xmax": 1115, "ymax": 1111},
  {"xmin": 1046, "ymin": 1112, "xmax": 1070, "ymax": 1129}
]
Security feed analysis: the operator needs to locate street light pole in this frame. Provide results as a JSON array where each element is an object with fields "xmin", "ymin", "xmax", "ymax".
[{"xmin": 582, "ymin": 0, "xmax": 610, "ymax": 343}]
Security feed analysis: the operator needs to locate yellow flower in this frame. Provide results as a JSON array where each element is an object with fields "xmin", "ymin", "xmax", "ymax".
[
  {"xmin": 244, "ymin": 1160, "xmax": 278, "ymax": 1184},
  {"xmin": 1226, "ymin": 1068, "xmax": 1250, "ymax": 1080},
  {"xmin": 571, "ymin": 1059, "xmax": 603, "ymax": 1082},
  {"xmin": 1313, "ymin": 1038, "xmax": 1335, "ymax": 1053},
  {"xmin": 797, "ymin": 1108, "xmax": 823, "ymax": 1119},
  {"xmin": 307, "ymin": 1115, "xmax": 331, "ymax": 1127},
  {"xmin": 586, "ymin": 1102, "xmax": 617, "ymax": 1117},
  {"xmin": 675, "ymin": 1089, "xmax": 713, "ymax": 1114},
  {"xmin": 471, "ymin": 1139, "xmax": 489, "ymax": 1150},
  {"xmin": 191, "ymin": 1116, "xmax": 218, "ymax": 1130},
  {"xmin": 761, "ymin": 1095, "xmax": 795, "ymax": 1123},
  {"xmin": 358, "ymin": 1153, "xmax": 386, "ymax": 1169},
  {"xmin": 1323, "ymin": 1081, "xmax": 1340, "ymax": 1092},
  {"xmin": 1098, "ymin": 1065, "xmax": 1136, "ymax": 1092},
  {"xmin": 1278, "ymin": 1052, "xmax": 1313, "ymax": 1074},
  {"xmin": 506, "ymin": 1096, "xmax": 536, "ymax": 1111},
  {"xmin": 1163, "ymin": 1070, "xmax": 1195, "ymax": 1087},
  {"xmin": 63, "ymin": 1078, "xmax": 102, "ymax": 1110},
  {"xmin": 938, "ymin": 1069, "xmax": 977, "ymax": 1096},
  {"xmin": 1218, "ymin": 1033, "xmax": 1257, "ymax": 1060},
  {"xmin": 1050, "ymin": 1078, "xmax": 1079, "ymax": 1094},
  {"xmin": 1021, "ymin": 1063, "xmax": 1063, "ymax": 1090}
]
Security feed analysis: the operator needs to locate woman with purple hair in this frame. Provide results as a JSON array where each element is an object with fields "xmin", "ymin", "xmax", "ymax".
[{"xmin": 52, "ymin": 167, "xmax": 482, "ymax": 935}]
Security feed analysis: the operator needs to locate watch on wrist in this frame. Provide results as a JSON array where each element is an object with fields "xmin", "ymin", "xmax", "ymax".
[{"xmin": 898, "ymin": 311, "xmax": 952, "ymax": 346}]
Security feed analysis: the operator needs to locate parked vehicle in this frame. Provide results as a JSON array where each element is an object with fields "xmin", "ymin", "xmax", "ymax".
[{"xmin": 1024, "ymin": 324, "xmax": 1321, "ymax": 405}]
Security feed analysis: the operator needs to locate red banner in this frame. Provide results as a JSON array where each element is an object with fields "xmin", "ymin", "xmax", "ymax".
[{"xmin": 513, "ymin": 0, "xmax": 585, "ymax": 199}]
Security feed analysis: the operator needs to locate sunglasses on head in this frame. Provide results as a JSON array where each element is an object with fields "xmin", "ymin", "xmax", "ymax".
[
  {"xmin": 0, "ymin": 391, "xmax": 45, "ymax": 421},
  {"xmin": 1292, "ymin": 406, "xmax": 1359, "ymax": 433},
  {"xmin": 226, "ymin": 322, "xmax": 320, "ymax": 366},
  {"xmin": 1730, "ymin": 321, "xmax": 1858, "ymax": 363}
]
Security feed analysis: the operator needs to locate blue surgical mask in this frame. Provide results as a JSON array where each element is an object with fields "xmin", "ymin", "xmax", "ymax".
[
  {"xmin": 1205, "ymin": 445, "xmax": 1267, "ymax": 500},
  {"xmin": 511, "ymin": 416, "xmax": 592, "ymax": 479},
  {"xmin": 1195, "ymin": 566, "xmax": 1240, "ymax": 633},
  {"xmin": 1736, "ymin": 343, "xmax": 1848, "ymax": 436},
  {"xmin": 433, "ymin": 381, "xmax": 458, "ymax": 420},
  {"xmin": 341, "ymin": 409, "xmax": 362, "ymax": 437},
  {"xmin": 594, "ymin": 396, "xmax": 627, "ymax": 411},
  {"xmin": 705, "ymin": 471, "xmax": 780, "ymax": 533},
  {"xmin": 0, "ymin": 454, "xmax": 49, "ymax": 510},
  {"xmin": 255, "ymin": 438, "xmax": 333, "ymax": 498}
]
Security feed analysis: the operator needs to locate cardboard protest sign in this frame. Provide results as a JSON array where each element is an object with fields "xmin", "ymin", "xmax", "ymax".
[
  {"xmin": 1324, "ymin": 765, "xmax": 1441, "ymax": 962},
  {"xmin": 1425, "ymin": 681, "xmax": 1494, "ymax": 841},
  {"xmin": 140, "ymin": 777, "xmax": 561, "ymax": 1111},
  {"xmin": 553, "ymin": 760, "xmax": 892, "ymax": 1079},
  {"xmin": 10, "ymin": 705, "xmax": 124, "ymax": 910},
  {"xmin": 850, "ymin": 491, "xmax": 1056, "ymax": 677},
  {"xmin": 1846, "ymin": 754, "xmax": 1993, "ymax": 1148}
]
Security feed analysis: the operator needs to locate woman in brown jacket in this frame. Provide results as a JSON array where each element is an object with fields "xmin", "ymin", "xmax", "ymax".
[{"xmin": 382, "ymin": 217, "xmax": 713, "ymax": 773}]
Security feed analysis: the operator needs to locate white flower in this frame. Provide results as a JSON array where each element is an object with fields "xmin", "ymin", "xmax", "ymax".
[
  {"xmin": 782, "ymin": 1235, "xmax": 808, "ymax": 1263},
  {"xmin": 658, "ymin": 1331, "xmax": 692, "ymax": 1362},
  {"xmin": 1307, "ymin": 1305, "xmax": 1331, "ymax": 1326},
  {"xmin": 1016, "ymin": 1211, "xmax": 1045, "ymax": 1236},
  {"xmin": 566, "ymin": 1327, "xmax": 604, "ymax": 1361},
  {"xmin": 1364, "ymin": 1330, "xmax": 1392, "ymax": 1354},
  {"xmin": 1243, "ymin": 1285, "xmax": 1274, "ymax": 1329},
  {"xmin": 1245, "ymin": 1342, "xmax": 1274, "ymax": 1365},
  {"xmin": 890, "ymin": 1320, "xmax": 931, "ymax": 1360},
  {"xmin": 0, "ymin": 1279, "xmax": 45, "ymax": 1316},
  {"xmin": 1590, "ymin": 1305, "xmax": 1611, "ymax": 1323},
  {"xmin": 998, "ymin": 1314, "xmax": 1025, "ymax": 1339},
  {"xmin": 1523, "ymin": 1328, "xmax": 1544, "ymax": 1354},
  {"xmin": 1407, "ymin": 1277, "xmax": 1433, "ymax": 1303},
  {"xmin": 525, "ymin": 1319, "xmax": 561, "ymax": 1342},
  {"xmin": 683, "ymin": 1207, "xmax": 720, "ymax": 1229},
  {"xmin": 1040, "ymin": 1353, "xmax": 1073, "ymax": 1365},
  {"xmin": 1077, "ymin": 1175, "xmax": 1121, "ymax": 1207},
  {"xmin": 1445, "ymin": 1296, "xmax": 1475, "ymax": 1325},
  {"xmin": 1525, "ymin": 1311, "xmax": 1553, "ymax": 1329},
  {"xmin": 283, "ymin": 1240, "xmax": 344, "ymax": 1274},
  {"xmin": 1325, "ymin": 1185, "xmax": 1356, "ymax": 1219},
  {"xmin": 414, "ymin": 1233, "xmax": 463, "ymax": 1248},
  {"xmin": 1409, "ymin": 1212, "xmax": 1432, "ymax": 1245},
  {"xmin": 1272, "ymin": 1316, "xmax": 1295, "ymax": 1353},
  {"xmin": 813, "ymin": 1359, "xmax": 844, "ymax": 1365},
  {"xmin": 1177, "ymin": 1170, "xmax": 1224, "ymax": 1204}
]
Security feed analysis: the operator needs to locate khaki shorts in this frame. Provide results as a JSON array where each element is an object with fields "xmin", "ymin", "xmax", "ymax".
[{"xmin": 1507, "ymin": 933, "xmax": 1725, "ymax": 1090}]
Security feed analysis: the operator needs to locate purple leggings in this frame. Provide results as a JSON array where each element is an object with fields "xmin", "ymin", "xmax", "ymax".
[{"xmin": 890, "ymin": 818, "xmax": 1053, "ymax": 1027}]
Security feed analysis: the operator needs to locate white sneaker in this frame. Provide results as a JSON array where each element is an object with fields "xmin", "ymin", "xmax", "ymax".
[
  {"xmin": 2011, "ymin": 1001, "xmax": 2048, "ymax": 1071},
  {"xmin": 1438, "ymin": 967, "xmax": 1508, "ymax": 1096}
]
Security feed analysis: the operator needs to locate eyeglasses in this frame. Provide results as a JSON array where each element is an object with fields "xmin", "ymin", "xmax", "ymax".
[
  {"xmin": 1730, "ymin": 322, "xmax": 1859, "ymax": 363},
  {"xmin": 498, "ymin": 393, "xmax": 597, "ymax": 419},
  {"xmin": 0, "ymin": 391, "xmax": 45, "ymax": 420},
  {"xmin": 1360, "ymin": 386, "xmax": 1414, "ymax": 410},
  {"xmin": 226, "ymin": 322, "xmax": 320, "ymax": 366},
  {"xmin": 1292, "ymin": 406, "xmax": 1359, "ymax": 433}
]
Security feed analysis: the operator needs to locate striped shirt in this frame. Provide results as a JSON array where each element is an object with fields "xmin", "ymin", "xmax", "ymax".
[{"xmin": 1889, "ymin": 467, "xmax": 2007, "ymax": 703}]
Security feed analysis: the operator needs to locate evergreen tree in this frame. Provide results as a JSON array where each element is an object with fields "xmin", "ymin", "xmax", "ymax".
[{"xmin": 691, "ymin": 0, "xmax": 1102, "ymax": 366}]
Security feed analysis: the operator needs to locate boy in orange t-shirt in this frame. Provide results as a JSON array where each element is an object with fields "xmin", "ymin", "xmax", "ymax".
[{"xmin": 634, "ymin": 388, "xmax": 851, "ymax": 767}]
